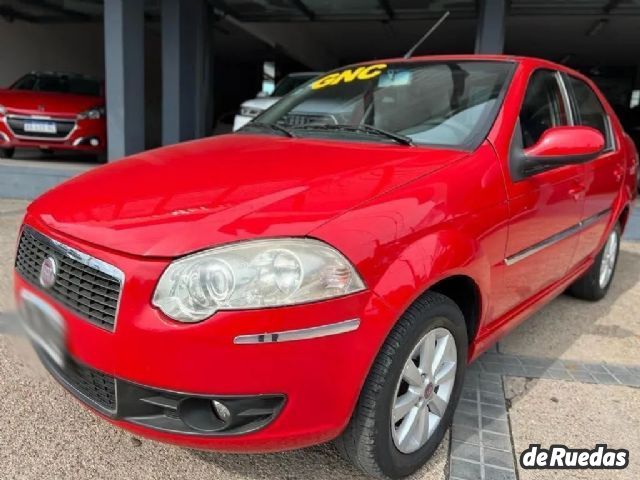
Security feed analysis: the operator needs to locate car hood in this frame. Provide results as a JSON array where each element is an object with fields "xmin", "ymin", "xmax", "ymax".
[
  {"xmin": 240, "ymin": 97, "xmax": 280, "ymax": 111},
  {"xmin": 0, "ymin": 89, "xmax": 103, "ymax": 116},
  {"xmin": 28, "ymin": 134, "xmax": 468, "ymax": 257}
]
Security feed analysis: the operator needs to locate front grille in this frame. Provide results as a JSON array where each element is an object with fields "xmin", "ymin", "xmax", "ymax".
[
  {"xmin": 281, "ymin": 113, "xmax": 334, "ymax": 127},
  {"xmin": 62, "ymin": 357, "xmax": 116, "ymax": 411},
  {"xmin": 35, "ymin": 346, "xmax": 117, "ymax": 413},
  {"xmin": 15, "ymin": 226, "xmax": 122, "ymax": 330},
  {"xmin": 6, "ymin": 116, "xmax": 75, "ymax": 139}
]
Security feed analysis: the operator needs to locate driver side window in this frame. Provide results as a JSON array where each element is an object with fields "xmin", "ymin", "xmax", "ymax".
[{"xmin": 520, "ymin": 70, "xmax": 569, "ymax": 148}]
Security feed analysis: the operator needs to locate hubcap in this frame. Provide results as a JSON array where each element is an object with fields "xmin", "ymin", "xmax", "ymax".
[
  {"xmin": 391, "ymin": 326, "xmax": 457, "ymax": 454},
  {"xmin": 599, "ymin": 229, "xmax": 618, "ymax": 289}
]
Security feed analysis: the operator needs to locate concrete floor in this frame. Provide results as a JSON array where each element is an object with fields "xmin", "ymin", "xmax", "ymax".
[
  {"xmin": 0, "ymin": 198, "xmax": 638, "ymax": 479},
  {"xmin": 505, "ymin": 377, "xmax": 640, "ymax": 480},
  {"xmin": 0, "ymin": 150, "xmax": 98, "ymax": 200},
  {"xmin": 0, "ymin": 149, "xmax": 103, "ymax": 167}
]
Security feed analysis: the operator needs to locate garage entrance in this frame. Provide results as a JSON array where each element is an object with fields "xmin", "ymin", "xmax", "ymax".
[{"xmin": 0, "ymin": 0, "xmax": 639, "ymax": 198}]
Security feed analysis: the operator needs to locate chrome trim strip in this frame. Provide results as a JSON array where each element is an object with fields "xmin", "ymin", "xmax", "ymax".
[
  {"xmin": 234, "ymin": 318, "xmax": 360, "ymax": 344},
  {"xmin": 6, "ymin": 114, "xmax": 74, "ymax": 122},
  {"xmin": 504, "ymin": 208, "xmax": 611, "ymax": 266},
  {"xmin": 21, "ymin": 226, "xmax": 124, "ymax": 330},
  {"xmin": 27, "ymin": 227, "xmax": 124, "ymax": 283}
]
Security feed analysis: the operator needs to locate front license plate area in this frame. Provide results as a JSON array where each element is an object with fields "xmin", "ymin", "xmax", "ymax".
[
  {"xmin": 23, "ymin": 122, "xmax": 57, "ymax": 134},
  {"xmin": 19, "ymin": 289, "xmax": 67, "ymax": 368}
]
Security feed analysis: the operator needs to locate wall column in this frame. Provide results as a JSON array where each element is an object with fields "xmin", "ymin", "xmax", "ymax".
[
  {"xmin": 161, "ymin": 0, "xmax": 210, "ymax": 145},
  {"xmin": 475, "ymin": 0, "xmax": 506, "ymax": 54},
  {"xmin": 104, "ymin": 0, "xmax": 145, "ymax": 160}
]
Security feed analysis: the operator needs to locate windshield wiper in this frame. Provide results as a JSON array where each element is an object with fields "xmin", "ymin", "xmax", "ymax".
[
  {"xmin": 242, "ymin": 121, "xmax": 297, "ymax": 138},
  {"xmin": 295, "ymin": 123, "xmax": 414, "ymax": 146}
]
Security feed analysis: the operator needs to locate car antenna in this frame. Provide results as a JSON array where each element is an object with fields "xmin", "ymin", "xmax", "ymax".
[{"xmin": 403, "ymin": 10, "xmax": 450, "ymax": 59}]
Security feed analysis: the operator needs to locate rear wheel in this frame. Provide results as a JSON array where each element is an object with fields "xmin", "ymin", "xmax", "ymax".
[
  {"xmin": 1, "ymin": 147, "xmax": 15, "ymax": 158},
  {"xmin": 568, "ymin": 224, "xmax": 621, "ymax": 301},
  {"xmin": 335, "ymin": 292, "xmax": 467, "ymax": 479}
]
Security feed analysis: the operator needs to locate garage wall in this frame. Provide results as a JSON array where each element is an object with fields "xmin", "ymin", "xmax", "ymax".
[{"xmin": 0, "ymin": 20, "xmax": 105, "ymax": 88}]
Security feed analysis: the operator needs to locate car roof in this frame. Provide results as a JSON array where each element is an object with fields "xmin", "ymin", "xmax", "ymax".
[
  {"xmin": 27, "ymin": 71, "xmax": 99, "ymax": 80},
  {"xmin": 348, "ymin": 54, "xmax": 586, "ymax": 79}
]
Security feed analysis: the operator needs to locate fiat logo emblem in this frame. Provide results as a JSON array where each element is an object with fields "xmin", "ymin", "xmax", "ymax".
[{"xmin": 39, "ymin": 256, "xmax": 58, "ymax": 289}]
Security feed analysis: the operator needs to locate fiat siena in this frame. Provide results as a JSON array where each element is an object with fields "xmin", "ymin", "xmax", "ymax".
[{"xmin": 14, "ymin": 56, "xmax": 638, "ymax": 479}]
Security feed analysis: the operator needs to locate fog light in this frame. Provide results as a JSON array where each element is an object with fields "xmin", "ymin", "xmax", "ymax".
[
  {"xmin": 212, "ymin": 400, "xmax": 231, "ymax": 422},
  {"xmin": 89, "ymin": 138, "xmax": 100, "ymax": 147}
]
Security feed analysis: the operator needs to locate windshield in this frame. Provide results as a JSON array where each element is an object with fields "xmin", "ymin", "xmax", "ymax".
[
  {"xmin": 272, "ymin": 74, "xmax": 318, "ymax": 97},
  {"xmin": 255, "ymin": 61, "xmax": 513, "ymax": 149},
  {"xmin": 12, "ymin": 74, "xmax": 101, "ymax": 96}
]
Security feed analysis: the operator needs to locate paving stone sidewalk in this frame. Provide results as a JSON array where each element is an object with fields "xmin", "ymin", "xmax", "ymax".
[{"xmin": 449, "ymin": 345, "xmax": 640, "ymax": 480}]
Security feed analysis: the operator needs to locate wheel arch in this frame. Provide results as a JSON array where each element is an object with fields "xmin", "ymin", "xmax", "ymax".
[
  {"xmin": 369, "ymin": 228, "xmax": 491, "ymax": 351},
  {"xmin": 429, "ymin": 275, "xmax": 482, "ymax": 346}
]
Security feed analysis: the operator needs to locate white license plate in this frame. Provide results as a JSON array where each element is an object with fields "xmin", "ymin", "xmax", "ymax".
[
  {"xmin": 23, "ymin": 122, "xmax": 57, "ymax": 134},
  {"xmin": 19, "ymin": 290, "xmax": 67, "ymax": 368}
]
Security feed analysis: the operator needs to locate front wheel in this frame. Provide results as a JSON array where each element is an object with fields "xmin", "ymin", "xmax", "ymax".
[
  {"xmin": 568, "ymin": 224, "xmax": 621, "ymax": 301},
  {"xmin": 335, "ymin": 292, "xmax": 467, "ymax": 479}
]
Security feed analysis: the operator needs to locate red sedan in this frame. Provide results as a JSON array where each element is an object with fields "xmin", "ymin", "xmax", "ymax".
[
  {"xmin": 0, "ymin": 72, "xmax": 106, "ymax": 159},
  {"xmin": 14, "ymin": 56, "xmax": 638, "ymax": 479}
]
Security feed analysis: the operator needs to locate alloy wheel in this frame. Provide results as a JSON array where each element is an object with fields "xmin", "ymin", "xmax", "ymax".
[
  {"xmin": 391, "ymin": 326, "xmax": 457, "ymax": 454},
  {"xmin": 599, "ymin": 229, "xmax": 619, "ymax": 289}
]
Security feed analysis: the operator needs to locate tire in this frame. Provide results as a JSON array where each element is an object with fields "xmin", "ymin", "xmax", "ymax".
[
  {"xmin": 1, "ymin": 147, "xmax": 15, "ymax": 158},
  {"xmin": 568, "ymin": 224, "xmax": 621, "ymax": 301},
  {"xmin": 335, "ymin": 292, "xmax": 468, "ymax": 479}
]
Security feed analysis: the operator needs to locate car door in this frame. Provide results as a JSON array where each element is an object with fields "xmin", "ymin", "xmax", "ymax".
[
  {"xmin": 563, "ymin": 74, "xmax": 625, "ymax": 264},
  {"xmin": 491, "ymin": 69, "xmax": 586, "ymax": 320}
]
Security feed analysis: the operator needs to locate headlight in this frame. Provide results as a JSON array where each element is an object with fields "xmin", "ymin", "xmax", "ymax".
[
  {"xmin": 153, "ymin": 238, "xmax": 366, "ymax": 322},
  {"xmin": 77, "ymin": 106, "xmax": 104, "ymax": 120},
  {"xmin": 240, "ymin": 106, "xmax": 264, "ymax": 118}
]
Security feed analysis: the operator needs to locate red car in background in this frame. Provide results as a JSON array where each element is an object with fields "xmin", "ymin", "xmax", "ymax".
[
  {"xmin": 13, "ymin": 56, "xmax": 638, "ymax": 479},
  {"xmin": 0, "ymin": 72, "xmax": 106, "ymax": 159}
]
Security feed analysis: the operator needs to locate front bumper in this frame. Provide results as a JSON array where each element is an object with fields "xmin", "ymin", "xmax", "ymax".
[
  {"xmin": 0, "ymin": 114, "xmax": 106, "ymax": 153},
  {"xmin": 14, "ymin": 219, "xmax": 396, "ymax": 452}
]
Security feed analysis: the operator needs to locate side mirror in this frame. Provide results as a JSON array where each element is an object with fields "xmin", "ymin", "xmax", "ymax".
[
  {"xmin": 511, "ymin": 126, "xmax": 605, "ymax": 180},
  {"xmin": 256, "ymin": 91, "xmax": 269, "ymax": 98}
]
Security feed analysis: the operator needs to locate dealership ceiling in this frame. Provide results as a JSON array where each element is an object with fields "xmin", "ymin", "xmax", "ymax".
[{"xmin": 1, "ymin": 0, "xmax": 639, "ymax": 67}]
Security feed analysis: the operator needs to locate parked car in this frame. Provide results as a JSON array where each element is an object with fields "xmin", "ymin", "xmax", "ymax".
[
  {"xmin": 14, "ymin": 56, "xmax": 637, "ymax": 479},
  {"xmin": 0, "ymin": 71, "xmax": 106, "ymax": 159},
  {"xmin": 232, "ymin": 72, "xmax": 320, "ymax": 131}
]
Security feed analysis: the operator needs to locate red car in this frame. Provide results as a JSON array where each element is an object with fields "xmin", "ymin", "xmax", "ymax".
[
  {"xmin": 14, "ymin": 56, "xmax": 637, "ymax": 479},
  {"xmin": 0, "ymin": 72, "xmax": 106, "ymax": 159}
]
